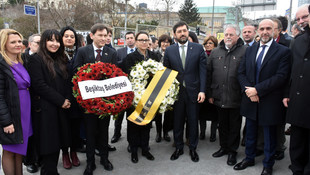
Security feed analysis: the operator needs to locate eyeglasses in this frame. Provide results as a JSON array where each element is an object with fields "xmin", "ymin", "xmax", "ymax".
[
  {"xmin": 137, "ymin": 39, "xmax": 149, "ymax": 43},
  {"xmin": 295, "ymin": 14, "xmax": 309, "ymax": 22}
]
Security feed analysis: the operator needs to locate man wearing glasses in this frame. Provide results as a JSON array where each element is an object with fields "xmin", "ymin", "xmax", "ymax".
[
  {"xmin": 295, "ymin": 4, "xmax": 310, "ymax": 30},
  {"xmin": 22, "ymin": 34, "xmax": 41, "ymax": 69}
]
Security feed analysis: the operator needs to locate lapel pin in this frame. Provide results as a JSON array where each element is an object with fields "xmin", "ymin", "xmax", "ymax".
[
  {"xmin": 233, "ymin": 56, "xmax": 236, "ymax": 60},
  {"xmin": 190, "ymin": 47, "xmax": 192, "ymax": 49},
  {"xmin": 105, "ymin": 53, "xmax": 108, "ymax": 55}
]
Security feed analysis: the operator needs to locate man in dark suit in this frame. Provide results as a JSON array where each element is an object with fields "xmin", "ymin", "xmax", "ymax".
[
  {"xmin": 73, "ymin": 23, "xmax": 118, "ymax": 175},
  {"xmin": 164, "ymin": 21, "xmax": 206, "ymax": 162},
  {"xmin": 242, "ymin": 25, "xmax": 256, "ymax": 46},
  {"xmin": 111, "ymin": 31, "xmax": 136, "ymax": 143},
  {"xmin": 234, "ymin": 19, "xmax": 290, "ymax": 175}
]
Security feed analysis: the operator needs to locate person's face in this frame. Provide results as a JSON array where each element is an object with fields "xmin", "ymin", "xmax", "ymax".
[
  {"xmin": 46, "ymin": 35, "xmax": 60, "ymax": 53},
  {"xmin": 5, "ymin": 34, "xmax": 22, "ymax": 58},
  {"xmin": 242, "ymin": 26, "xmax": 255, "ymax": 43},
  {"xmin": 90, "ymin": 29, "xmax": 107, "ymax": 48},
  {"xmin": 258, "ymin": 20, "xmax": 274, "ymax": 44},
  {"xmin": 152, "ymin": 40, "xmax": 158, "ymax": 50},
  {"xmin": 160, "ymin": 39, "xmax": 170, "ymax": 51},
  {"xmin": 295, "ymin": 7, "xmax": 309, "ymax": 28},
  {"xmin": 204, "ymin": 39, "xmax": 215, "ymax": 51},
  {"xmin": 273, "ymin": 22, "xmax": 280, "ymax": 39},
  {"xmin": 188, "ymin": 36, "xmax": 193, "ymax": 42},
  {"xmin": 174, "ymin": 25, "xmax": 189, "ymax": 44},
  {"xmin": 29, "ymin": 35, "xmax": 40, "ymax": 53},
  {"xmin": 125, "ymin": 33, "xmax": 135, "ymax": 48},
  {"xmin": 106, "ymin": 32, "xmax": 112, "ymax": 45},
  {"xmin": 136, "ymin": 34, "xmax": 149, "ymax": 51},
  {"xmin": 224, "ymin": 27, "xmax": 239, "ymax": 48},
  {"xmin": 62, "ymin": 30, "xmax": 75, "ymax": 48}
]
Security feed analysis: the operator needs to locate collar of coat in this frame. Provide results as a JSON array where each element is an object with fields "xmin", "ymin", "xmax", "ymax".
[{"xmin": 219, "ymin": 38, "xmax": 244, "ymax": 52}]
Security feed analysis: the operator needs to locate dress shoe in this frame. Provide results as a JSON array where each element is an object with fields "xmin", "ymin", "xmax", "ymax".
[
  {"xmin": 200, "ymin": 133, "xmax": 205, "ymax": 140},
  {"xmin": 227, "ymin": 152, "xmax": 237, "ymax": 166},
  {"xmin": 26, "ymin": 164, "xmax": 38, "ymax": 173},
  {"xmin": 189, "ymin": 150, "xmax": 199, "ymax": 162},
  {"xmin": 285, "ymin": 127, "xmax": 291, "ymax": 135},
  {"xmin": 233, "ymin": 159, "xmax": 255, "ymax": 170},
  {"xmin": 62, "ymin": 153, "xmax": 72, "ymax": 169},
  {"xmin": 70, "ymin": 151, "xmax": 80, "ymax": 167},
  {"xmin": 127, "ymin": 145, "xmax": 131, "ymax": 153},
  {"xmin": 100, "ymin": 159, "xmax": 113, "ymax": 171},
  {"xmin": 83, "ymin": 163, "xmax": 96, "ymax": 175},
  {"xmin": 155, "ymin": 133, "xmax": 162, "ymax": 142},
  {"xmin": 273, "ymin": 151, "xmax": 284, "ymax": 160},
  {"xmin": 111, "ymin": 134, "xmax": 121, "ymax": 143},
  {"xmin": 170, "ymin": 149, "xmax": 184, "ymax": 160},
  {"xmin": 142, "ymin": 151, "xmax": 155, "ymax": 160},
  {"xmin": 210, "ymin": 133, "xmax": 216, "ymax": 142},
  {"xmin": 163, "ymin": 133, "xmax": 171, "ymax": 142},
  {"xmin": 212, "ymin": 148, "xmax": 228, "ymax": 158},
  {"xmin": 261, "ymin": 167, "xmax": 272, "ymax": 175},
  {"xmin": 108, "ymin": 144, "xmax": 116, "ymax": 151},
  {"xmin": 256, "ymin": 149, "xmax": 264, "ymax": 157},
  {"xmin": 131, "ymin": 152, "xmax": 138, "ymax": 163}
]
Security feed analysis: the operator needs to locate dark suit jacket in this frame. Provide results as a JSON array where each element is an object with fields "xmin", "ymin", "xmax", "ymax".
[
  {"xmin": 73, "ymin": 44, "xmax": 118, "ymax": 73},
  {"xmin": 238, "ymin": 41, "xmax": 291, "ymax": 125},
  {"xmin": 278, "ymin": 33, "xmax": 291, "ymax": 47},
  {"xmin": 116, "ymin": 47, "xmax": 128, "ymax": 64},
  {"xmin": 163, "ymin": 42, "xmax": 207, "ymax": 103}
]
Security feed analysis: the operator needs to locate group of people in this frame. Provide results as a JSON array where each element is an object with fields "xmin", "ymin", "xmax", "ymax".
[{"xmin": 0, "ymin": 4, "xmax": 310, "ymax": 175}]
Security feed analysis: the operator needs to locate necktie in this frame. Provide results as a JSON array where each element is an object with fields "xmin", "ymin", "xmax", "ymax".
[
  {"xmin": 256, "ymin": 45, "xmax": 266, "ymax": 83},
  {"xmin": 130, "ymin": 48, "xmax": 134, "ymax": 53},
  {"xmin": 180, "ymin": 45, "xmax": 186, "ymax": 69},
  {"xmin": 95, "ymin": 49, "xmax": 101, "ymax": 62}
]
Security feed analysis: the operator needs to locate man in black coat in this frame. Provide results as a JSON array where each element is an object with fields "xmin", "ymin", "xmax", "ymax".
[
  {"xmin": 111, "ymin": 31, "xmax": 136, "ymax": 144},
  {"xmin": 234, "ymin": 19, "xmax": 290, "ymax": 175},
  {"xmin": 73, "ymin": 23, "xmax": 118, "ymax": 175},
  {"xmin": 284, "ymin": 13, "xmax": 310, "ymax": 175}
]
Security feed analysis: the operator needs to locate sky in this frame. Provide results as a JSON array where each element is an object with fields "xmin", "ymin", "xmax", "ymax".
[{"xmin": 126, "ymin": 0, "xmax": 301, "ymax": 20}]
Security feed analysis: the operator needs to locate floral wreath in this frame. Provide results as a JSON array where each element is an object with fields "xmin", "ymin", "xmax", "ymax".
[
  {"xmin": 129, "ymin": 59, "xmax": 179, "ymax": 113},
  {"xmin": 72, "ymin": 62, "xmax": 134, "ymax": 118}
]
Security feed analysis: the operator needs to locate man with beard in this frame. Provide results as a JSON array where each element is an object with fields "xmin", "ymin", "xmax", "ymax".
[
  {"xmin": 242, "ymin": 25, "xmax": 256, "ymax": 46},
  {"xmin": 234, "ymin": 19, "xmax": 290, "ymax": 175},
  {"xmin": 207, "ymin": 24, "xmax": 246, "ymax": 166},
  {"xmin": 164, "ymin": 21, "xmax": 206, "ymax": 162}
]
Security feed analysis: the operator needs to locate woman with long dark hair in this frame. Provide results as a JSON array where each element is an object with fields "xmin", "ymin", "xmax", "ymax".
[
  {"xmin": 0, "ymin": 29, "xmax": 32, "ymax": 175},
  {"xmin": 28, "ymin": 29, "xmax": 71, "ymax": 174},
  {"xmin": 59, "ymin": 26, "xmax": 81, "ymax": 169}
]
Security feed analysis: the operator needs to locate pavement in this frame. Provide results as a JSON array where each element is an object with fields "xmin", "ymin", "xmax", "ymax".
[{"xmin": 1, "ymin": 118, "xmax": 292, "ymax": 175}]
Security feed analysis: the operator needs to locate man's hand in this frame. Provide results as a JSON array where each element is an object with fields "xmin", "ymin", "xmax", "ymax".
[
  {"xmin": 197, "ymin": 92, "xmax": 205, "ymax": 103},
  {"xmin": 283, "ymin": 98, "xmax": 290, "ymax": 107},
  {"xmin": 245, "ymin": 86, "xmax": 258, "ymax": 97},
  {"xmin": 208, "ymin": 98, "xmax": 214, "ymax": 104},
  {"xmin": 249, "ymin": 95, "xmax": 259, "ymax": 102}
]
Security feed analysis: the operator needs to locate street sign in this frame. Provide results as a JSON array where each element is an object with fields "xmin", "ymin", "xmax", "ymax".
[{"xmin": 24, "ymin": 5, "xmax": 36, "ymax": 16}]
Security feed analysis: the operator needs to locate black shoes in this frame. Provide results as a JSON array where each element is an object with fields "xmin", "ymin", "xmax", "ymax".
[
  {"xmin": 212, "ymin": 148, "xmax": 228, "ymax": 158},
  {"xmin": 163, "ymin": 133, "xmax": 171, "ymax": 142},
  {"xmin": 83, "ymin": 163, "xmax": 96, "ymax": 175},
  {"xmin": 210, "ymin": 133, "xmax": 216, "ymax": 142},
  {"xmin": 131, "ymin": 152, "xmax": 138, "ymax": 163},
  {"xmin": 111, "ymin": 134, "xmax": 121, "ymax": 143},
  {"xmin": 142, "ymin": 151, "xmax": 155, "ymax": 160},
  {"xmin": 261, "ymin": 167, "xmax": 273, "ymax": 175},
  {"xmin": 189, "ymin": 150, "xmax": 199, "ymax": 162},
  {"xmin": 273, "ymin": 151, "xmax": 284, "ymax": 160},
  {"xmin": 233, "ymin": 159, "xmax": 255, "ymax": 170},
  {"xmin": 26, "ymin": 164, "xmax": 39, "ymax": 173},
  {"xmin": 170, "ymin": 149, "xmax": 184, "ymax": 160},
  {"xmin": 108, "ymin": 144, "xmax": 116, "ymax": 152},
  {"xmin": 227, "ymin": 152, "xmax": 237, "ymax": 166},
  {"xmin": 100, "ymin": 159, "xmax": 113, "ymax": 171},
  {"xmin": 155, "ymin": 133, "xmax": 162, "ymax": 142}
]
